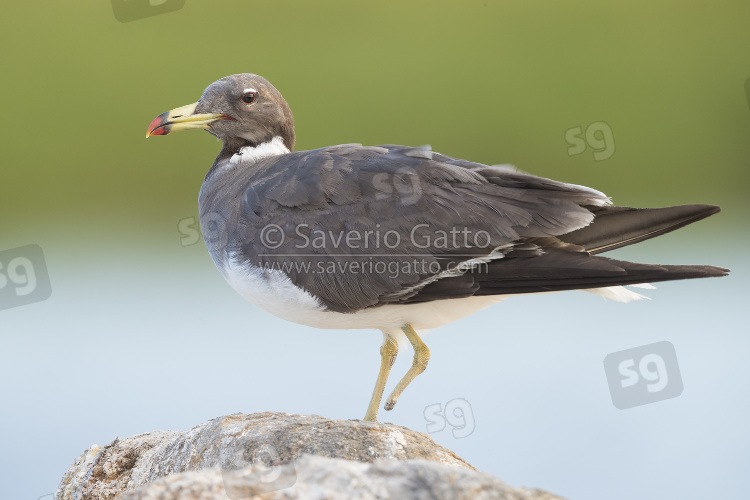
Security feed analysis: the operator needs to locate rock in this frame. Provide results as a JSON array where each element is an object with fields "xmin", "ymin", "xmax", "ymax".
[
  {"xmin": 56, "ymin": 430, "xmax": 181, "ymax": 500},
  {"xmin": 118, "ymin": 455, "xmax": 564, "ymax": 500},
  {"xmin": 55, "ymin": 412, "xmax": 566, "ymax": 500}
]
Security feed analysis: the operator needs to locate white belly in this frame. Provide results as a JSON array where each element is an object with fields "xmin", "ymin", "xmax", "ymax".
[{"xmin": 220, "ymin": 254, "xmax": 509, "ymax": 332}]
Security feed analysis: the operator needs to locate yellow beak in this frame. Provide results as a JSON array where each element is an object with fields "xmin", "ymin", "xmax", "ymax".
[{"xmin": 146, "ymin": 102, "xmax": 231, "ymax": 138}]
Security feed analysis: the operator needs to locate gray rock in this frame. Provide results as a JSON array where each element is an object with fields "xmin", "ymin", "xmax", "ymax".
[
  {"xmin": 119, "ymin": 455, "xmax": 565, "ymax": 500},
  {"xmin": 55, "ymin": 412, "xmax": 566, "ymax": 500}
]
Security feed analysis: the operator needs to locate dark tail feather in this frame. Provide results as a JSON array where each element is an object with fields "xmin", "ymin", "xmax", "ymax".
[
  {"xmin": 398, "ymin": 204, "xmax": 728, "ymax": 304},
  {"xmin": 559, "ymin": 204, "xmax": 721, "ymax": 254},
  {"xmin": 472, "ymin": 248, "xmax": 729, "ymax": 296}
]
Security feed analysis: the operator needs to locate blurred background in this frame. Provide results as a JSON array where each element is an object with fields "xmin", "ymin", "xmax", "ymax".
[{"xmin": 1, "ymin": 1, "xmax": 748, "ymax": 499}]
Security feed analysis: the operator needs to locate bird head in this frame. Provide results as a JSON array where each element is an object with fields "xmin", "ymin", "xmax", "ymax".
[{"xmin": 146, "ymin": 73, "xmax": 295, "ymax": 152}]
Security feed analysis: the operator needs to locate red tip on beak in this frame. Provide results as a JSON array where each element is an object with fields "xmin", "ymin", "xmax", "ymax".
[{"xmin": 146, "ymin": 112, "xmax": 170, "ymax": 137}]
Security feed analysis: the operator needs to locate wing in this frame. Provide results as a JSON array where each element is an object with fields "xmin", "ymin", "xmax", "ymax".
[
  {"xmin": 199, "ymin": 144, "xmax": 724, "ymax": 313},
  {"xmin": 403, "ymin": 239, "xmax": 727, "ymax": 303}
]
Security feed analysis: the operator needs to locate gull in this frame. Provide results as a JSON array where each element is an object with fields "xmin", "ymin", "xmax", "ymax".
[{"xmin": 147, "ymin": 74, "xmax": 728, "ymax": 421}]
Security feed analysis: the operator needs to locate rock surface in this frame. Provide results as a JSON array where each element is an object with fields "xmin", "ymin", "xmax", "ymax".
[
  {"xmin": 55, "ymin": 412, "xmax": 566, "ymax": 500},
  {"xmin": 119, "ymin": 455, "xmax": 563, "ymax": 500}
]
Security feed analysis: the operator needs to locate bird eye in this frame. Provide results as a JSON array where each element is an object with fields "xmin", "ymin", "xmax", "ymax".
[{"xmin": 241, "ymin": 91, "xmax": 257, "ymax": 104}]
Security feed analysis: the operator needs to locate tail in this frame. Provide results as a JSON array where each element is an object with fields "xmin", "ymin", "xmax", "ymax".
[
  {"xmin": 399, "ymin": 204, "xmax": 728, "ymax": 304},
  {"xmin": 476, "ymin": 204, "xmax": 728, "ymax": 296},
  {"xmin": 558, "ymin": 204, "xmax": 721, "ymax": 254},
  {"xmin": 472, "ymin": 247, "xmax": 728, "ymax": 296}
]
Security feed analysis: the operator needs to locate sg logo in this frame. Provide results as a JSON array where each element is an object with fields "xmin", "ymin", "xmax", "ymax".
[
  {"xmin": 372, "ymin": 167, "xmax": 423, "ymax": 206},
  {"xmin": 424, "ymin": 398, "xmax": 475, "ymax": 438},
  {"xmin": 565, "ymin": 121, "xmax": 616, "ymax": 161},
  {"xmin": 0, "ymin": 245, "xmax": 52, "ymax": 312},
  {"xmin": 603, "ymin": 341, "xmax": 683, "ymax": 409}
]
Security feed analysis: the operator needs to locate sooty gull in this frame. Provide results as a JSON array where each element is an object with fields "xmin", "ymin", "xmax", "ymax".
[{"xmin": 147, "ymin": 73, "xmax": 728, "ymax": 421}]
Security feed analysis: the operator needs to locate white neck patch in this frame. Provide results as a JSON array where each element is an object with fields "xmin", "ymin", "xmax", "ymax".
[{"xmin": 230, "ymin": 136, "xmax": 290, "ymax": 165}]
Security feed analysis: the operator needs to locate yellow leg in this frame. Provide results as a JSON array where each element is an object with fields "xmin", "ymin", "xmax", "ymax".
[
  {"xmin": 384, "ymin": 324, "xmax": 431, "ymax": 411},
  {"xmin": 363, "ymin": 336, "xmax": 398, "ymax": 421}
]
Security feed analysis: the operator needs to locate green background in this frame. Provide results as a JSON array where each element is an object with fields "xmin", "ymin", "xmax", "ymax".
[
  {"xmin": 2, "ymin": 0, "xmax": 750, "ymax": 244},
  {"xmin": 1, "ymin": 2, "xmax": 748, "ymax": 500}
]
